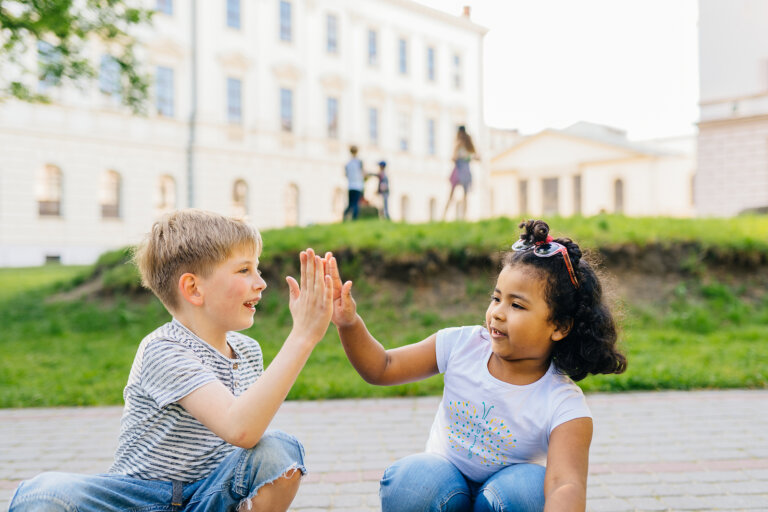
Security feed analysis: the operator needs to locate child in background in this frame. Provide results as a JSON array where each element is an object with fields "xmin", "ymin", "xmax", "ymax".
[
  {"xmin": 343, "ymin": 145, "xmax": 365, "ymax": 220},
  {"xmin": 375, "ymin": 160, "xmax": 390, "ymax": 220},
  {"xmin": 327, "ymin": 219, "xmax": 626, "ymax": 512},
  {"xmin": 10, "ymin": 209, "xmax": 334, "ymax": 512}
]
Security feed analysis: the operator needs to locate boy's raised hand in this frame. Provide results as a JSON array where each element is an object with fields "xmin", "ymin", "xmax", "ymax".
[
  {"xmin": 325, "ymin": 252, "xmax": 357, "ymax": 328},
  {"xmin": 285, "ymin": 248, "xmax": 334, "ymax": 345}
]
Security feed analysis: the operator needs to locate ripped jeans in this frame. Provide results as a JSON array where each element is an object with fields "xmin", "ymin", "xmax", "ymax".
[{"xmin": 9, "ymin": 430, "xmax": 306, "ymax": 512}]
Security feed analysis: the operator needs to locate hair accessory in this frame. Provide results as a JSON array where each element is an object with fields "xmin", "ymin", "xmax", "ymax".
[{"xmin": 511, "ymin": 237, "xmax": 580, "ymax": 288}]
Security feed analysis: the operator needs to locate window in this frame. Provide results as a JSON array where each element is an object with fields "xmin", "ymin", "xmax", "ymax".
[
  {"xmin": 100, "ymin": 171, "xmax": 121, "ymax": 219},
  {"xmin": 227, "ymin": 77, "xmax": 242, "ymax": 123},
  {"xmin": 37, "ymin": 41, "xmax": 61, "ymax": 91},
  {"xmin": 367, "ymin": 30, "xmax": 377, "ymax": 66},
  {"xmin": 426, "ymin": 47, "xmax": 436, "ymax": 82},
  {"xmin": 452, "ymin": 53, "xmax": 462, "ymax": 89},
  {"xmin": 280, "ymin": 88, "xmax": 293, "ymax": 132},
  {"xmin": 542, "ymin": 177, "xmax": 559, "ymax": 216},
  {"xmin": 398, "ymin": 112, "xmax": 410, "ymax": 152},
  {"xmin": 398, "ymin": 39, "xmax": 407, "ymax": 74},
  {"xmin": 368, "ymin": 107, "xmax": 379, "ymax": 146},
  {"xmin": 614, "ymin": 178, "xmax": 624, "ymax": 213},
  {"xmin": 156, "ymin": 0, "xmax": 172, "ymax": 15},
  {"xmin": 232, "ymin": 179, "xmax": 248, "ymax": 216},
  {"xmin": 285, "ymin": 183, "xmax": 299, "ymax": 226},
  {"xmin": 227, "ymin": 0, "xmax": 241, "ymax": 29},
  {"xmin": 99, "ymin": 55, "xmax": 120, "ymax": 96},
  {"xmin": 157, "ymin": 175, "xmax": 176, "ymax": 213},
  {"xmin": 37, "ymin": 164, "xmax": 62, "ymax": 217},
  {"xmin": 279, "ymin": 1, "xmax": 292, "ymax": 42},
  {"xmin": 156, "ymin": 66, "xmax": 174, "ymax": 117},
  {"xmin": 427, "ymin": 118, "xmax": 436, "ymax": 155},
  {"xmin": 326, "ymin": 14, "xmax": 338, "ymax": 54},
  {"xmin": 327, "ymin": 97, "xmax": 338, "ymax": 138},
  {"xmin": 518, "ymin": 179, "xmax": 528, "ymax": 214},
  {"xmin": 573, "ymin": 175, "xmax": 582, "ymax": 215}
]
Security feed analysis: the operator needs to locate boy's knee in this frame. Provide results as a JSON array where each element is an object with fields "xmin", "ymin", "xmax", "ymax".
[
  {"xmin": 234, "ymin": 430, "xmax": 306, "ymax": 496},
  {"xmin": 244, "ymin": 430, "xmax": 304, "ymax": 466},
  {"xmin": 9, "ymin": 473, "xmax": 79, "ymax": 512},
  {"xmin": 238, "ymin": 464, "xmax": 302, "ymax": 511}
]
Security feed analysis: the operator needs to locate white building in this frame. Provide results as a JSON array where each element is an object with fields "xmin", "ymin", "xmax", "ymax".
[
  {"xmin": 489, "ymin": 122, "xmax": 696, "ymax": 218},
  {"xmin": 697, "ymin": 0, "xmax": 768, "ymax": 216},
  {"xmin": 0, "ymin": 0, "xmax": 487, "ymax": 266}
]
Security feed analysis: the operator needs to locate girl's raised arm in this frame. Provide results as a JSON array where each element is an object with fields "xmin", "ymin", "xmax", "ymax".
[{"xmin": 327, "ymin": 253, "xmax": 439, "ymax": 385}]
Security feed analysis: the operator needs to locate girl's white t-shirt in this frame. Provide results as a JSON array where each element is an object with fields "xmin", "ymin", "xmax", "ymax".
[{"xmin": 424, "ymin": 325, "xmax": 592, "ymax": 482}]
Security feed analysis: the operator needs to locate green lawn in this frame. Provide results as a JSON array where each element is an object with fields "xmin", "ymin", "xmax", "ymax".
[
  {"xmin": 1, "ymin": 216, "xmax": 767, "ymax": 407},
  {"xmin": 0, "ymin": 265, "xmax": 89, "ymax": 301}
]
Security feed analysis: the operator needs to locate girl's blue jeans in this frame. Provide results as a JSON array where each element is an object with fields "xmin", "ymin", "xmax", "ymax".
[
  {"xmin": 9, "ymin": 430, "xmax": 305, "ymax": 512},
  {"xmin": 380, "ymin": 452, "xmax": 545, "ymax": 512}
]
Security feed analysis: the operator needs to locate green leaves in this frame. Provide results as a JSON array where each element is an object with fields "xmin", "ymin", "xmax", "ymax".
[{"xmin": 0, "ymin": 0, "xmax": 153, "ymax": 112}]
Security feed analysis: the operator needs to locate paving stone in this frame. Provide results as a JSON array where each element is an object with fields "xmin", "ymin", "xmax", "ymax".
[
  {"xmin": 2, "ymin": 391, "xmax": 767, "ymax": 511},
  {"xmin": 626, "ymin": 496, "xmax": 670, "ymax": 511},
  {"xmin": 587, "ymin": 497, "xmax": 634, "ymax": 511}
]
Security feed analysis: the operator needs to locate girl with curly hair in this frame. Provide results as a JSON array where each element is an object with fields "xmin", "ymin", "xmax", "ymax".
[{"xmin": 327, "ymin": 219, "xmax": 626, "ymax": 512}]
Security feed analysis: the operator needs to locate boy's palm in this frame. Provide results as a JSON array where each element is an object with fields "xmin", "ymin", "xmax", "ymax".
[{"xmin": 285, "ymin": 249, "xmax": 333, "ymax": 344}]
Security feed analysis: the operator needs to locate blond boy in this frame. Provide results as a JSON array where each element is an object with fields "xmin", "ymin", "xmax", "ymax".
[{"xmin": 10, "ymin": 209, "xmax": 333, "ymax": 512}]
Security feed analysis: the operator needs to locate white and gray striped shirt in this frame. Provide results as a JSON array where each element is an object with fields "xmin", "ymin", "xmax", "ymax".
[{"xmin": 109, "ymin": 318, "xmax": 263, "ymax": 481}]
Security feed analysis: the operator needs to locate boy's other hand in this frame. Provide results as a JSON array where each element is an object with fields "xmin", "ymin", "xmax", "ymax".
[
  {"xmin": 325, "ymin": 252, "xmax": 357, "ymax": 328},
  {"xmin": 285, "ymin": 248, "xmax": 333, "ymax": 345}
]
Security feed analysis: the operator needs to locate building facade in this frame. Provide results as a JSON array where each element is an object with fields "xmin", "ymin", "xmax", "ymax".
[
  {"xmin": 697, "ymin": 0, "xmax": 768, "ymax": 216},
  {"xmin": 0, "ymin": 0, "xmax": 487, "ymax": 266},
  {"xmin": 490, "ymin": 122, "xmax": 696, "ymax": 218}
]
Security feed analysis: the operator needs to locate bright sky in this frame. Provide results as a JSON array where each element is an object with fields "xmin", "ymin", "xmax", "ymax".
[{"xmin": 414, "ymin": 0, "xmax": 699, "ymax": 140}]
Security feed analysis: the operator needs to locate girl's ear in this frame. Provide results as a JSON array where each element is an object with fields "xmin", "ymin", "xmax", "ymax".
[
  {"xmin": 179, "ymin": 273, "xmax": 204, "ymax": 306},
  {"xmin": 551, "ymin": 319, "xmax": 573, "ymax": 342}
]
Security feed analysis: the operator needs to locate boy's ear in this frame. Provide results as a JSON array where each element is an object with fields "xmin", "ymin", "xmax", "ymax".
[
  {"xmin": 551, "ymin": 319, "xmax": 573, "ymax": 342},
  {"xmin": 178, "ymin": 273, "xmax": 204, "ymax": 306}
]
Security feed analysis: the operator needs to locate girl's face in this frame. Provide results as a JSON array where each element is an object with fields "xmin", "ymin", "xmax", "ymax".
[{"xmin": 485, "ymin": 264, "xmax": 567, "ymax": 368}]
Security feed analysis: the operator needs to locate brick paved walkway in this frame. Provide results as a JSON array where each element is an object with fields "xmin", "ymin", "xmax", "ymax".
[{"xmin": 2, "ymin": 389, "xmax": 767, "ymax": 511}]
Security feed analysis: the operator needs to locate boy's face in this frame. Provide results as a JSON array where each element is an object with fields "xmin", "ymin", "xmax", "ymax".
[{"xmin": 198, "ymin": 246, "xmax": 267, "ymax": 333}]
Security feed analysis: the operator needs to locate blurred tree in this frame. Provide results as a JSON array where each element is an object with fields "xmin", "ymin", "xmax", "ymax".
[{"xmin": 0, "ymin": 0, "xmax": 153, "ymax": 113}]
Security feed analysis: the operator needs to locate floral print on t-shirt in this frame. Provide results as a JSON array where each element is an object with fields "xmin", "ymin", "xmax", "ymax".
[{"xmin": 446, "ymin": 400, "xmax": 517, "ymax": 467}]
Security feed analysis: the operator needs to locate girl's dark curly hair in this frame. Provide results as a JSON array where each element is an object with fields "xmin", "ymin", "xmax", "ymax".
[{"xmin": 503, "ymin": 219, "xmax": 627, "ymax": 381}]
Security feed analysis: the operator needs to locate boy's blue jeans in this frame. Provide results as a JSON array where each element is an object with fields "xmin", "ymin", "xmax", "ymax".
[
  {"xmin": 380, "ymin": 452, "xmax": 545, "ymax": 512},
  {"xmin": 9, "ymin": 430, "xmax": 305, "ymax": 512}
]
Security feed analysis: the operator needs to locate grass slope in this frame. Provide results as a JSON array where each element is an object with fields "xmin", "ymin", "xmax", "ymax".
[{"xmin": 1, "ymin": 215, "xmax": 767, "ymax": 407}]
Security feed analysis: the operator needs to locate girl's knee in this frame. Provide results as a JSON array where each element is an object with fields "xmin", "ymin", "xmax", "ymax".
[
  {"xmin": 478, "ymin": 464, "xmax": 545, "ymax": 512},
  {"xmin": 380, "ymin": 453, "xmax": 471, "ymax": 512}
]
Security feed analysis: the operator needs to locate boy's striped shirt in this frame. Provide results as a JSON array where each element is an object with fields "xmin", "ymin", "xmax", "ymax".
[{"xmin": 109, "ymin": 319, "xmax": 263, "ymax": 481}]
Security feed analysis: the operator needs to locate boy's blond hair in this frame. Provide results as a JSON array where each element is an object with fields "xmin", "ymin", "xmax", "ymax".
[{"xmin": 134, "ymin": 209, "xmax": 262, "ymax": 310}]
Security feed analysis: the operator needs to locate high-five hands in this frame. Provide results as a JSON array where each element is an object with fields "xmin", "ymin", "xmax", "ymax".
[{"xmin": 285, "ymin": 248, "xmax": 334, "ymax": 345}]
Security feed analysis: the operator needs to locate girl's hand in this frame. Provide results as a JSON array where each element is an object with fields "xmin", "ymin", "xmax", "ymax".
[
  {"xmin": 285, "ymin": 248, "xmax": 334, "ymax": 346},
  {"xmin": 325, "ymin": 252, "xmax": 357, "ymax": 328}
]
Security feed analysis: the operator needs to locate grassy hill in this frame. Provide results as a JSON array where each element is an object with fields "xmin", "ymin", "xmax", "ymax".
[{"xmin": 1, "ymin": 215, "xmax": 767, "ymax": 407}]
